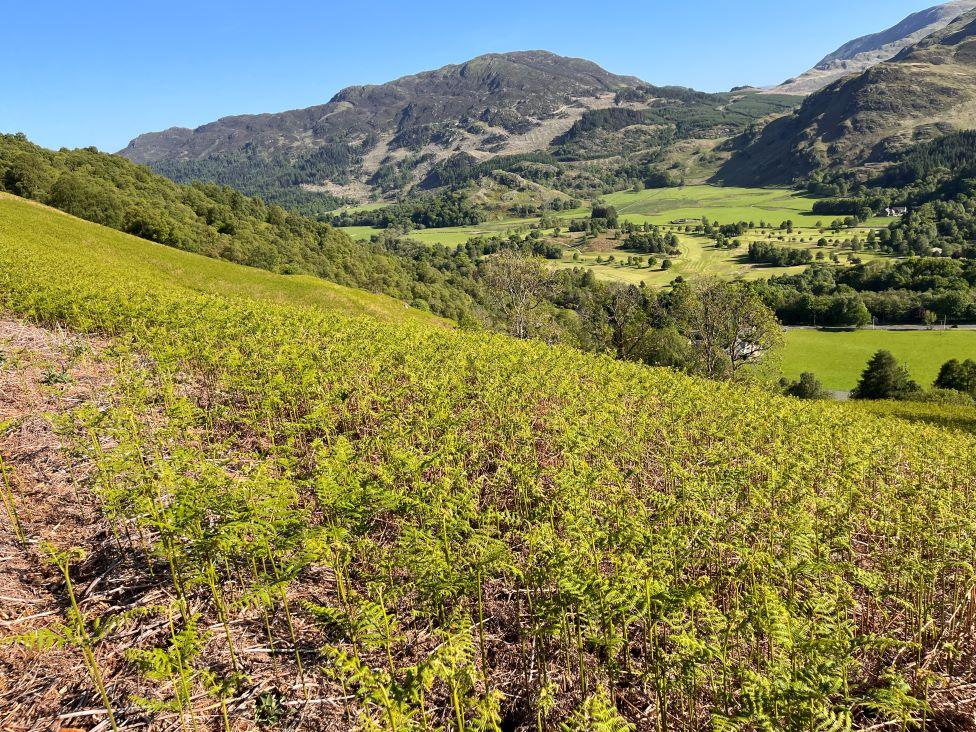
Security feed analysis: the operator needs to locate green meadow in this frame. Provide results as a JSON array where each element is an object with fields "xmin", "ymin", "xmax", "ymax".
[
  {"xmin": 600, "ymin": 185, "xmax": 890, "ymax": 227},
  {"xmin": 781, "ymin": 329, "xmax": 976, "ymax": 392},
  {"xmin": 338, "ymin": 185, "xmax": 892, "ymax": 246},
  {"xmin": 552, "ymin": 229, "xmax": 887, "ymax": 287},
  {"xmin": 339, "ymin": 185, "xmax": 894, "ymax": 286}
]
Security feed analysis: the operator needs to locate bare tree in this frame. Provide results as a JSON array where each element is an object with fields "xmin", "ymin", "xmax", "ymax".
[
  {"xmin": 674, "ymin": 278, "xmax": 783, "ymax": 379},
  {"xmin": 480, "ymin": 251, "xmax": 555, "ymax": 340}
]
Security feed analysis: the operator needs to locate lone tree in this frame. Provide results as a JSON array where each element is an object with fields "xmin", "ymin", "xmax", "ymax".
[
  {"xmin": 851, "ymin": 350, "xmax": 921, "ymax": 400},
  {"xmin": 481, "ymin": 251, "xmax": 554, "ymax": 341},
  {"xmin": 578, "ymin": 282, "xmax": 656, "ymax": 361},
  {"xmin": 672, "ymin": 278, "xmax": 784, "ymax": 380},
  {"xmin": 591, "ymin": 204, "xmax": 618, "ymax": 228}
]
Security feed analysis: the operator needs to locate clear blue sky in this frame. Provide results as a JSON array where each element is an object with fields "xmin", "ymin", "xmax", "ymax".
[{"xmin": 3, "ymin": 0, "xmax": 943, "ymax": 152}]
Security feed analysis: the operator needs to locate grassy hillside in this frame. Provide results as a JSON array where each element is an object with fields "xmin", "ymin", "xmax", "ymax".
[
  {"xmin": 0, "ymin": 134, "xmax": 475, "ymax": 321},
  {"xmin": 2, "ymin": 183, "xmax": 976, "ymax": 730},
  {"xmin": 782, "ymin": 328, "xmax": 976, "ymax": 391},
  {"xmin": 0, "ymin": 194, "xmax": 441, "ymax": 325}
]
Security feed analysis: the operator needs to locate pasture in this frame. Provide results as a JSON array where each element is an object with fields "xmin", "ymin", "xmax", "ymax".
[
  {"xmin": 339, "ymin": 185, "xmax": 895, "ymax": 285},
  {"xmin": 552, "ymin": 228, "xmax": 887, "ymax": 287},
  {"xmin": 601, "ymin": 185, "xmax": 890, "ymax": 228},
  {"xmin": 781, "ymin": 328, "xmax": 976, "ymax": 392}
]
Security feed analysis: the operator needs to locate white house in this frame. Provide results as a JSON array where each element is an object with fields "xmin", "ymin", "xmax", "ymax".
[{"xmin": 885, "ymin": 207, "xmax": 908, "ymax": 217}]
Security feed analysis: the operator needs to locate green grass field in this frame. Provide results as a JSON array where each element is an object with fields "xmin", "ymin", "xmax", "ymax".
[
  {"xmin": 781, "ymin": 329, "xmax": 976, "ymax": 392},
  {"xmin": 336, "ymin": 185, "xmax": 889, "ymax": 246},
  {"xmin": 0, "ymin": 194, "xmax": 442, "ymax": 326},
  {"xmin": 601, "ymin": 185, "xmax": 890, "ymax": 228},
  {"xmin": 552, "ymin": 229, "xmax": 886, "ymax": 287},
  {"xmin": 340, "ymin": 185, "xmax": 894, "ymax": 286},
  {"xmin": 340, "ymin": 216, "xmax": 547, "ymax": 247}
]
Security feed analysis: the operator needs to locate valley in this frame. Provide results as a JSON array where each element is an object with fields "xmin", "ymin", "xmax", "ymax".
[
  {"xmin": 341, "ymin": 184, "xmax": 894, "ymax": 287},
  {"xmin": 4, "ymin": 2, "xmax": 976, "ymax": 729}
]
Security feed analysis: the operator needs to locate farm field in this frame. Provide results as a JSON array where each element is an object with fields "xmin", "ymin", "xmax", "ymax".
[
  {"xmin": 600, "ymin": 185, "xmax": 890, "ymax": 228},
  {"xmin": 340, "ymin": 185, "xmax": 894, "ymax": 285},
  {"xmin": 781, "ymin": 328, "xmax": 976, "ymax": 392},
  {"xmin": 339, "ymin": 215, "xmax": 547, "ymax": 247}
]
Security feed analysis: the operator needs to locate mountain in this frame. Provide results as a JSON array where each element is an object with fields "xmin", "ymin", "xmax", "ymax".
[
  {"xmin": 120, "ymin": 51, "xmax": 799, "ymax": 213},
  {"xmin": 120, "ymin": 52, "xmax": 642, "ymax": 204},
  {"xmin": 773, "ymin": 0, "xmax": 976, "ymax": 94},
  {"xmin": 718, "ymin": 7, "xmax": 976, "ymax": 186}
]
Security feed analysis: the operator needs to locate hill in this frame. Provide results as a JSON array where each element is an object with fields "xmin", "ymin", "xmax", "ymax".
[
  {"xmin": 119, "ymin": 52, "xmax": 799, "ymax": 213},
  {"xmin": 719, "ymin": 7, "xmax": 976, "ymax": 186},
  {"xmin": 3, "ymin": 167, "xmax": 976, "ymax": 729},
  {"xmin": 120, "ymin": 52, "xmax": 643, "ymax": 206},
  {"xmin": 773, "ymin": 0, "xmax": 976, "ymax": 94},
  {"xmin": 0, "ymin": 193, "xmax": 443, "ymax": 326},
  {"xmin": 0, "ymin": 133, "xmax": 476, "ymax": 321}
]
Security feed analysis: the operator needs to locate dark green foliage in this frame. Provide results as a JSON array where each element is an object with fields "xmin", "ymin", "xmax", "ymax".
[
  {"xmin": 613, "ymin": 84, "xmax": 717, "ymax": 105},
  {"xmin": 332, "ymin": 193, "xmax": 485, "ymax": 229},
  {"xmin": 783, "ymin": 372, "xmax": 829, "ymax": 400},
  {"xmin": 151, "ymin": 143, "xmax": 354, "ymax": 218},
  {"xmin": 590, "ymin": 204, "xmax": 618, "ymax": 227},
  {"xmin": 757, "ymin": 259, "xmax": 976, "ymax": 326},
  {"xmin": 560, "ymin": 94, "xmax": 798, "ymax": 145},
  {"xmin": 556, "ymin": 108, "xmax": 664, "ymax": 142},
  {"xmin": 553, "ymin": 93, "xmax": 798, "ymax": 161},
  {"xmin": 623, "ymin": 229, "xmax": 681, "ymax": 255},
  {"xmin": 420, "ymin": 152, "xmax": 558, "ymax": 189},
  {"xmin": 389, "ymin": 123, "xmax": 461, "ymax": 152},
  {"xmin": 934, "ymin": 358, "xmax": 976, "ymax": 395},
  {"xmin": 880, "ymin": 130, "xmax": 976, "ymax": 188},
  {"xmin": 0, "ymin": 134, "xmax": 476, "ymax": 321},
  {"xmin": 852, "ymin": 350, "xmax": 922, "ymax": 400},
  {"xmin": 747, "ymin": 242, "xmax": 814, "ymax": 267},
  {"xmin": 811, "ymin": 198, "xmax": 876, "ymax": 220}
]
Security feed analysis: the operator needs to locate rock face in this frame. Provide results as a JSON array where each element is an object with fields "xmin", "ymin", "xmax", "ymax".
[
  {"xmin": 718, "ymin": 8, "xmax": 976, "ymax": 186},
  {"xmin": 772, "ymin": 0, "xmax": 976, "ymax": 95}
]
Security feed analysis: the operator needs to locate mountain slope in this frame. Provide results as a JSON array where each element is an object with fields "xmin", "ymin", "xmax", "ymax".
[
  {"xmin": 120, "ymin": 52, "xmax": 799, "ymax": 212},
  {"xmin": 120, "ymin": 52, "xmax": 642, "ymax": 204},
  {"xmin": 718, "ymin": 7, "xmax": 976, "ymax": 186},
  {"xmin": 774, "ymin": 0, "xmax": 976, "ymax": 94},
  {"xmin": 0, "ymin": 133, "xmax": 476, "ymax": 320},
  {"xmin": 0, "ymin": 193, "xmax": 442, "ymax": 325}
]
